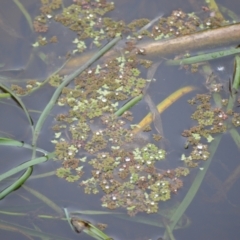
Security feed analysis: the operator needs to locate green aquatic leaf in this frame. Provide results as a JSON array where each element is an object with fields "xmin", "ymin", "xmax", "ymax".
[
  {"xmin": 192, "ymin": 133, "xmax": 201, "ymax": 140},
  {"xmin": 207, "ymin": 135, "xmax": 214, "ymax": 142}
]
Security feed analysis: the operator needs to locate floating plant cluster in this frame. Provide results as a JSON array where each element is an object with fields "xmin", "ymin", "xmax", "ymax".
[
  {"xmin": 89, "ymin": 147, "xmax": 188, "ymax": 216},
  {"xmin": 11, "ymin": 0, "xmax": 230, "ymax": 95},
  {"xmin": 14, "ymin": 0, "xmax": 233, "ymax": 215},
  {"xmin": 181, "ymin": 85, "xmax": 240, "ymax": 168},
  {"xmin": 49, "ymin": 50, "xmax": 192, "ymax": 215},
  {"xmin": 33, "ymin": 0, "xmax": 140, "ymax": 50},
  {"xmin": 33, "ymin": 1, "xmax": 228, "ymax": 46}
]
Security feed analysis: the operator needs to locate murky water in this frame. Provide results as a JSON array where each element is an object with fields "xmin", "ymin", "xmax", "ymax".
[{"xmin": 1, "ymin": 0, "xmax": 240, "ymax": 239}]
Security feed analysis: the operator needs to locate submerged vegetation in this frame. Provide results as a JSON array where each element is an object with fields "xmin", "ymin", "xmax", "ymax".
[{"xmin": 1, "ymin": 0, "xmax": 240, "ymax": 239}]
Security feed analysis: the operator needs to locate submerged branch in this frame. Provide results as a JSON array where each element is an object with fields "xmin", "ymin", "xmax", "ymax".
[
  {"xmin": 61, "ymin": 23, "xmax": 240, "ymax": 75},
  {"xmin": 139, "ymin": 23, "xmax": 240, "ymax": 57}
]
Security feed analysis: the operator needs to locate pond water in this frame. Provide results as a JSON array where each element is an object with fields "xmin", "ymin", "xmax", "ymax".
[{"xmin": 1, "ymin": 0, "xmax": 240, "ymax": 239}]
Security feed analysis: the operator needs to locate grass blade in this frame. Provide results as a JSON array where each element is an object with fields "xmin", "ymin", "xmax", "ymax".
[
  {"xmin": 13, "ymin": 0, "xmax": 33, "ymax": 31},
  {"xmin": 166, "ymin": 47, "xmax": 240, "ymax": 66},
  {"xmin": 0, "ymin": 167, "xmax": 32, "ymax": 200},
  {"xmin": 0, "ymin": 219, "xmax": 71, "ymax": 240},
  {"xmin": 114, "ymin": 94, "xmax": 143, "ymax": 116},
  {"xmin": 0, "ymin": 152, "xmax": 55, "ymax": 182},
  {"xmin": 0, "ymin": 93, "xmax": 10, "ymax": 98},
  {"xmin": 0, "ymin": 83, "xmax": 34, "ymax": 132},
  {"xmin": 33, "ymin": 36, "xmax": 121, "ymax": 147},
  {"xmin": 163, "ymin": 135, "xmax": 222, "ymax": 239},
  {"xmin": 227, "ymin": 55, "xmax": 240, "ymax": 110},
  {"xmin": 32, "ymin": 15, "xmax": 161, "ymax": 147},
  {"xmin": 64, "ymin": 208, "xmax": 75, "ymax": 232},
  {"xmin": 29, "ymin": 171, "xmax": 56, "ymax": 179},
  {"xmin": 71, "ymin": 210, "xmax": 119, "ymax": 215},
  {"xmin": 163, "ymin": 54, "xmax": 240, "ymax": 238},
  {"xmin": 23, "ymin": 185, "xmax": 63, "ymax": 215},
  {"xmin": 0, "ymin": 137, "xmax": 49, "ymax": 155}
]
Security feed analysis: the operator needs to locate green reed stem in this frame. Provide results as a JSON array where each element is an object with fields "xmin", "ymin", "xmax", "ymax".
[
  {"xmin": 0, "ymin": 93, "xmax": 10, "ymax": 98},
  {"xmin": 227, "ymin": 55, "xmax": 240, "ymax": 111},
  {"xmin": 163, "ymin": 54, "xmax": 240, "ymax": 239},
  {"xmin": 23, "ymin": 185, "xmax": 63, "ymax": 215},
  {"xmin": 13, "ymin": 0, "xmax": 33, "ymax": 31},
  {"xmin": 0, "ymin": 219, "xmax": 71, "ymax": 240},
  {"xmin": 163, "ymin": 135, "xmax": 221, "ymax": 239},
  {"xmin": 228, "ymin": 55, "xmax": 240, "ymax": 148},
  {"xmin": 0, "ymin": 83, "xmax": 34, "ymax": 135},
  {"xmin": 0, "ymin": 152, "xmax": 55, "ymax": 182},
  {"xmin": 0, "ymin": 167, "xmax": 32, "ymax": 200},
  {"xmin": 32, "ymin": 14, "xmax": 162, "ymax": 148},
  {"xmin": 21, "ymin": 57, "xmax": 71, "ymax": 97},
  {"xmin": 32, "ymin": 36, "xmax": 121, "ymax": 149},
  {"xmin": 64, "ymin": 208, "xmax": 75, "ymax": 232},
  {"xmin": 166, "ymin": 47, "xmax": 240, "ymax": 66},
  {"xmin": 114, "ymin": 94, "xmax": 143, "ymax": 116},
  {"xmin": 0, "ymin": 137, "xmax": 49, "ymax": 155}
]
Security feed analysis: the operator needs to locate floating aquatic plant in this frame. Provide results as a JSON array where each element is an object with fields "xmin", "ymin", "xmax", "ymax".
[
  {"xmin": 8, "ymin": 0, "xmax": 236, "ymax": 217},
  {"xmin": 181, "ymin": 75, "xmax": 240, "ymax": 167}
]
